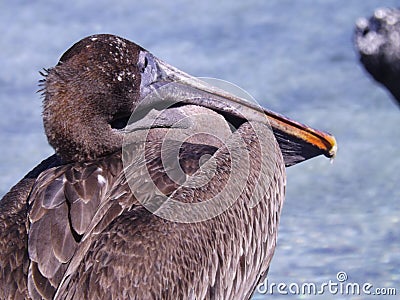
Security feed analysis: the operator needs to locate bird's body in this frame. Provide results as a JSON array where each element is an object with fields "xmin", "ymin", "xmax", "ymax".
[{"xmin": 0, "ymin": 34, "xmax": 336, "ymax": 299}]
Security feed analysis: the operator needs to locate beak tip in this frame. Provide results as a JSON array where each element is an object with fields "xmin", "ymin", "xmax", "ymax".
[{"xmin": 325, "ymin": 135, "xmax": 338, "ymax": 159}]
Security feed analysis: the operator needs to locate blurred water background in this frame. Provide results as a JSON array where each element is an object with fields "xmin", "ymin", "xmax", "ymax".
[{"xmin": 1, "ymin": 1, "xmax": 399, "ymax": 299}]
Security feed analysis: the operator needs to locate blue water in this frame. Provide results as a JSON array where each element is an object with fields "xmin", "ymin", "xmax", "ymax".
[{"xmin": 1, "ymin": 1, "xmax": 399, "ymax": 299}]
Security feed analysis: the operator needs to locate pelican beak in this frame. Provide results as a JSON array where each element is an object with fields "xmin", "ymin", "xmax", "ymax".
[{"xmin": 137, "ymin": 51, "xmax": 337, "ymax": 167}]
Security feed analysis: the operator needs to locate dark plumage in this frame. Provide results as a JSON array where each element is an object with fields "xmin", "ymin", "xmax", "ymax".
[
  {"xmin": 0, "ymin": 34, "xmax": 336, "ymax": 299},
  {"xmin": 354, "ymin": 7, "xmax": 400, "ymax": 106}
]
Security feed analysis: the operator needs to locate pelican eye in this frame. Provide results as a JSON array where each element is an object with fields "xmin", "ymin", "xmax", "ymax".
[
  {"xmin": 110, "ymin": 115, "xmax": 130, "ymax": 129},
  {"xmin": 139, "ymin": 56, "xmax": 149, "ymax": 73}
]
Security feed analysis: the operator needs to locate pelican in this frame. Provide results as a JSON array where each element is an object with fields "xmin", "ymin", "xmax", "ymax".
[{"xmin": 0, "ymin": 34, "xmax": 336, "ymax": 299}]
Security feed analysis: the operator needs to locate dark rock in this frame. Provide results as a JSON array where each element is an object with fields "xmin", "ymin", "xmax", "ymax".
[{"xmin": 354, "ymin": 7, "xmax": 400, "ymax": 106}]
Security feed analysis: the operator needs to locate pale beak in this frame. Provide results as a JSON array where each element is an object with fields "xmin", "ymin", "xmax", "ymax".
[{"xmin": 137, "ymin": 51, "xmax": 337, "ymax": 167}]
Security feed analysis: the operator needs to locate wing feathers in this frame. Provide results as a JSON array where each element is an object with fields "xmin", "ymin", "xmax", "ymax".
[
  {"xmin": 51, "ymin": 204, "xmax": 78, "ymax": 263},
  {"xmin": 27, "ymin": 139, "xmax": 260, "ymax": 299},
  {"xmin": 27, "ymin": 155, "xmax": 122, "ymax": 299},
  {"xmin": 42, "ymin": 177, "xmax": 65, "ymax": 209}
]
